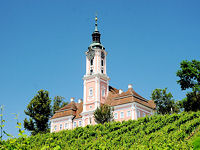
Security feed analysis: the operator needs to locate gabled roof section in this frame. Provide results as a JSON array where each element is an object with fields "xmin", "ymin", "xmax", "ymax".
[
  {"xmin": 51, "ymin": 101, "xmax": 83, "ymax": 120},
  {"xmin": 109, "ymin": 86, "xmax": 119, "ymax": 94},
  {"xmin": 105, "ymin": 86, "xmax": 156, "ymax": 109},
  {"xmin": 74, "ymin": 102, "xmax": 83, "ymax": 119},
  {"xmin": 58, "ymin": 101, "xmax": 77, "ymax": 111}
]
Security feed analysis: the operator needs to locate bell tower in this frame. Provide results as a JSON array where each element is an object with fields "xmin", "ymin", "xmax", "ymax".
[{"xmin": 82, "ymin": 16, "xmax": 110, "ymax": 116}]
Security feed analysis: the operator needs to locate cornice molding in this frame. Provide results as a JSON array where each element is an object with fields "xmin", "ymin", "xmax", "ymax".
[{"xmin": 83, "ymin": 73, "xmax": 110, "ymax": 81}]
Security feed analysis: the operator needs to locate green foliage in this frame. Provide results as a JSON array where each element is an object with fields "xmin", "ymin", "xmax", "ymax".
[
  {"xmin": 193, "ymin": 135, "xmax": 200, "ymax": 150},
  {"xmin": 94, "ymin": 104, "xmax": 113, "ymax": 124},
  {"xmin": 24, "ymin": 90, "xmax": 51, "ymax": 135},
  {"xmin": 1, "ymin": 111, "xmax": 200, "ymax": 149},
  {"xmin": 151, "ymin": 88, "xmax": 179, "ymax": 115},
  {"xmin": 0, "ymin": 105, "xmax": 13, "ymax": 140},
  {"xmin": 13, "ymin": 113, "xmax": 27, "ymax": 138},
  {"xmin": 52, "ymin": 96, "xmax": 68, "ymax": 115},
  {"xmin": 0, "ymin": 105, "xmax": 4, "ymax": 140},
  {"xmin": 182, "ymin": 90, "xmax": 200, "ymax": 112},
  {"xmin": 177, "ymin": 60, "xmax": 200, "ymax": 90},
  {"xmin": 177, "ymin": 60, "xmax": 200, "ymax": 112}
]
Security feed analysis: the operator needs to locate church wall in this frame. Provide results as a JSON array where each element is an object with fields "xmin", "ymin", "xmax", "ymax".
[
  {"xmin": 135, "ymin": 104, "xmax": 152, "ymax": 119},
  {"xmin": 136, "ymin": 105, "xmax": 151, "ymax": 117},
  {"xmin": 85, "ymin": 80, "xmax": 96, "ymax": 103},
  {"xmin": 84, "ymin": 118, "xmax": 89, "ymax": 126},
  {"xmin": 113, "ymin": 104, "xmax": 132, "ymax": 122},
  {"xmin": 137, "ymin": 105, "xmax": 151, "ymax": 113},
  {"xmin": 73, "ymin": 118, "xmax": 82, "ymax": 128},
  {"xmin": 86, "ymin": 103, "xmax": 95, "ymax": 111},
  {"xmin": 95, "ymin": 53, "xmax": 98, "ymax": 73},
  {"xmin": 86, "ymin": 58, "xmax": 90, "ymax": 75},
  {"xmin": 100, "ymin": 80, "xmax": 107, "ymax": 104},
  {"xmin": 50, "ymin": 118, "xmax": 73, "ymax": 133}
]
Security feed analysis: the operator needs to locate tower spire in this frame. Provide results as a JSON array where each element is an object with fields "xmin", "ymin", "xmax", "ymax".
[
  {"xmin": 95, "ymin": 15, "xmax": 98, "ymax": 31},
  {"xmin": 92, "ymin": 15, "xmax": 101, "ymax": 43}
]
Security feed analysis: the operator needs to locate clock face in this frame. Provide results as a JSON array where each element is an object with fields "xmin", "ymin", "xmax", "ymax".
[
  {"xmin": 101, "ymin": 52, "xmax": 105, "ymax": 59},
  {"xmin": 87, "ymin": 50, "xmax": 95, "ymax": 60}
]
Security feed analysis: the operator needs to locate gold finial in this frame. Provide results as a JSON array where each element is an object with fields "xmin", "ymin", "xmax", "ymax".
[
  {"xmin": 94, "ymin": 13, "xmax": 98, "ymax": 31},
  {"xmin": 95, "ymin": 12, "xmax": 98, "ymax": 22}
]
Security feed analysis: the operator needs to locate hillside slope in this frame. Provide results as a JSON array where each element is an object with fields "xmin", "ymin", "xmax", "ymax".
[{"xmin": 1, "ymin": 111, "xmax": 200, "ymax": 149}]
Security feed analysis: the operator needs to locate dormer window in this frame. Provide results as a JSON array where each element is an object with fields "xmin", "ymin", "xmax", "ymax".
[{"xmin": 90, "ymin": 59, "xmax": 93, "ymax": 66}]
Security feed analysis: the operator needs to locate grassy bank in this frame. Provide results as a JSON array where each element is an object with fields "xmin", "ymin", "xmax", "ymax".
[{"xmin": 1, "ymin": 111, "xmax": 200, "ymax": 149}]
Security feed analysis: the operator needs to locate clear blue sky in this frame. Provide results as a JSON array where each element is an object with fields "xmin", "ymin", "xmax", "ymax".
[{"xmin": 0, "ymin": 0, "xmax": 200, "ymax": 138}]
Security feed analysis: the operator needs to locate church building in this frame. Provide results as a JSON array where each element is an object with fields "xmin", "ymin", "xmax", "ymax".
[{"xmin": 50, "ymin": 17, "xmax": 156, "ymax": 132}]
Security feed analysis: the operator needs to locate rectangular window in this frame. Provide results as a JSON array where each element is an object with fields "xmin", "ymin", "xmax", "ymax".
[
  {"xmin": 60, "ymin": 124, "xmax": 62, "ymax": 130},
  {"xmin": 89, "ymin": 105, "xmax": 92, "ymax": 109},
  {"xmin": 143, "ymin": 112, "xmax": 146, "ymax": 117},
  {"xmin": 127, "ymin": 111, "xmax": 131, "ymax": 117},
  {"xmin": 114, "ymin": 113, "xmax": 118, "ymax": 119},
  {"xmin": 89, "ymin": 88, "xmax": 93, "ymax": 96},
  {"xmin": 74, "ymin": 122, "xmax": 77, "ymax": 128},
  {"xmin": 79, "ymin": 121, "xmax": 82, "ymax": 127},
  {"xmin": 137, "ymin": 110, "xmax": 140, "ymax": 118},
  {"xmin": 65, "ymin": 123, "xmax": 68, "ymax": 129},
  {"xmin": 102, "ymin": 88, "xmax": 105, "ymax": 97},
  {"xmin": 54, "ymin": 125, "xmax": 57, "ymax": 131},
  {"xmin": 120, "ymin": 112, "xmax": 124, "ymax": 118}
]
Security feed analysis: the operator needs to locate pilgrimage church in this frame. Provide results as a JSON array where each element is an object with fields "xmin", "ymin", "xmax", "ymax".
[{"xmin": 50, "ymin": 17, "xmax": 156, "ymax": 132}]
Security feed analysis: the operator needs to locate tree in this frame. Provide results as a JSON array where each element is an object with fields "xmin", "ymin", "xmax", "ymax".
[
  {"xmin": 177, "ymin": 60, "xmax": 200, "ymax": 90},
  {"xmin": 179, "ymin": 88, "xmax": 200, "ymax": 112},
  {"xmin": 24, "ymin": 90, "xmax": 51, "ymax": 135},
  {"xmin": 177, "ymin": 60, "xmax": 200, "ymax": 111},
  {"xmin": 52, "ymin": 96, "xmax": 68, "ymax": 115},
  {"xmin": 151, "ymin": 88, "xmax": 179, "ymax": 115},
  {"xmin": 94, "ymin": 105, "xmax": 113, "ymax": 124}
]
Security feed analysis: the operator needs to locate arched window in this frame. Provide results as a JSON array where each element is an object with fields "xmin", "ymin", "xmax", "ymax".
[
  {"xmin": 114, "ymin": 113, "xmax": 118, "ymax": 119},
  {"xmin": 79, "ymin": 121, "xmax": 82, "ymax": 127},
  {"xmin": 120, "ymin": 112, "xmax": 124, "ymax": 118},
  {"xmin": 101, "ymin": 59, "xmax": 104, "ymax": 66},
  {"xmin": 89, "ymin": 88, "xmax": 93, "ymax": 96},
  {"xmin": 90, "ymin": 69, "xmax": 93, "ymax": 75},
  {"xmin": 60, "ymin": 124, "xmax": 62, "ymax": 130},
  {"xmin": 65, "ymin": 123, "xmax": 68, "ymax": 129},
  {"xmin": 127, "ymin": 111, "xmax": 131, "ymax": 117},
  {"xmin": 90, "ymin": 59, "xmax": 93, "ymax": 66},
  {"xmin": 74, "ymin": 122, "xmax": 77, "ymax": 128},
  {"xmin": 101, "ymin": 69, "xmax": 103, "ymax": 74}
]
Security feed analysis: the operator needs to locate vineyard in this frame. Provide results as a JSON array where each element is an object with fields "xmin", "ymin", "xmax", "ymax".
[{"xmin": 1, "ymin": 111, "xmax": 200, "ymax": 149}]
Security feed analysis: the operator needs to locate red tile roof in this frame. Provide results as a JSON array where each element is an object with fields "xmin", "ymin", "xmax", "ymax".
[
  {"xmin": 105, "ymin": 86, "xmax": 156, "ymax": 109},
  {"xmin": 51, "ymin": 86, "xmax": 156, "ymax": 120},
  {"xmin": 51, "ymin": 101, "xmax": 83, "ymax": 119}
]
